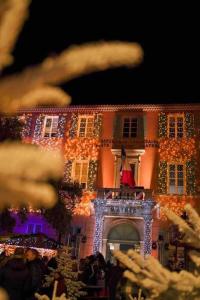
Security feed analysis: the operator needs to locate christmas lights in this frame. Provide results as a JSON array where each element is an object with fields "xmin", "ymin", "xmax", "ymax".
[
  {"xmin": 159, "ymin": 138, "xmax": 196, "ymax": 162},
  {"xmin": 0, "ymin": 243, "xmax": 57, "ymax": 257},
  {"xmin": 185, "ymin": 112, "xmax": 195, "ymax": 138},
  {"xmin": 157, "ymin": 161, "xmax": 167, "ymax": 194},
  {"xmin": 158, "ymin": 112, "xmax": 167, "ymax": 138},
  {"xmin": 20, "ymin": 113, "xmax": 33, "ymax": 138},
  {"xmin": 73, "ymin": 191, "xmax": 96, "ymax": 216},
  {"xmin": 186, "ymin": 160, "xmax": 196, "ymax": 195}
]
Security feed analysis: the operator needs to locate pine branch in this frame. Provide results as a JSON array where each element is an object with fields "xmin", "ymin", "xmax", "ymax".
[
  {"xmin": 0, "ymin": 0, "xmax": 30, "ymax": 70},
  {"xmin": 0, "ymin": 142, "xmax": 63, "ymax": 209},
  {"xmin": 0, "ymin": 41, "xmax": 143, "ymax": 113}
]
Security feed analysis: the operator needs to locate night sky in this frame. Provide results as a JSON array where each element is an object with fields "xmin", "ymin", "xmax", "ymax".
[{"xmin": 3, "ymin": 2, "xmax": 200, "ymax": 105}]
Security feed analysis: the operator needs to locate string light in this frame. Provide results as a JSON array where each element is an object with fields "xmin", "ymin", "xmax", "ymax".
[
  {"xmin": 159, "ymin": 138, "xmax": 196, "ymax": 162},
  {"xmin": 73, "ymin": 191, "xmax": 96, "ymax": 216},
  {"xmin": 0, "ymin": 243, "xmax": 57, "ymax": 257},
  {"xmin": 158, "ymin": 112, "xmax": 167, "ymax": 138},
  {"xmin": 157, "ymin": 112, "xmax": 197, "ymax": 217}
]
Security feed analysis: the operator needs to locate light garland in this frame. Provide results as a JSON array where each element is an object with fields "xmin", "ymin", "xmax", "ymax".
[
  {"xmin": 64, "ymin": 138, "xmax": 100, "ymax": 160},
  {"xmin": 19, "ymin": 113, "xmax": 33, "ymax": 139},
  {"xmin": 69, "ymin": 113, "xmax": 78, "ymax": 138},
  {"xmin": 157, "ymin": 161, "xmax": 167, "ymax": 194},
  {"xmin": 93, "ymin": 113, "xmax": 102, "ymax": 138},
  {"xmin": 73, "ymin": 191, "xmax": 96, "ymax": 216},
  {"xmin": 0, "ymin": 243, "xmax": 57, "ymax": 258},
  {"xmin": 185, "ymin": 112, "xmax": 195, "ymax": 138},
  {"xmin": 88, "ymin": 161, "xmax": 98, "ymax": 191},
  {"xmin": 159, "ymin": 138, "xmax": 196, "ymax": 162},
  {"xmin": 155, "ymin": 195, "xmax": 199, "ymax": 219},
  {"xmin": 158, "ymin": 112, "xmax": 167, "ymax": 138},
  {"xmin": 186, "ymin": 160, "xmax": 196, "ymax": 195}
]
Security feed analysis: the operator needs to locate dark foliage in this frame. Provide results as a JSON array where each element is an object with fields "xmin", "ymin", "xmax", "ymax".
[
  {"xmin": 0, "ymin": 116, "xmax": 23, "ymax": 142},
  {"xmin": 0, "ymin": 209, "xmax": 16, "ymax": 234}
]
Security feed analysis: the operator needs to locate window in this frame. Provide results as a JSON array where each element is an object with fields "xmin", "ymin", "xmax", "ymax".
[
  {"xmin": 168, "ymin": 114, "xmax": 184, "ymax": 138},
  {"xmin": 43, "ymin": 116, "xmax": 59, "ymax": 137},
  {"xmin": 78, "ymin": 116, "xmax": 94, "ymax": 138},
  {"xmin": 168, "ymin": 164, "xmax": 185, "ymax": 194},
  {"xmin": 123, "ymin": 118, "xmax": 137, "ymax": 138},
  {"xmin": 72, "ymin": 161, "xmax": 89, "ymax": 189},
  {"xmin": 27, "ymin": 224, "xmax": 42, "ymax": 234}
]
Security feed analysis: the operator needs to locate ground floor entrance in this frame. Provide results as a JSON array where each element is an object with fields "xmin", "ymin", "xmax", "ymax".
[{"xmin": 104, "ymin": 222, "xmax": 142, "ymax": 261}]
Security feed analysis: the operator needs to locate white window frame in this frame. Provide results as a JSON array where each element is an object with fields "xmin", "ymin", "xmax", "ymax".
[
  {"xmin": 43, "ymin": 116, "xmax": 59, "ymax": 138},
  {"xmin": 77, "ymin": 115, "xmax": 94, "ymax": 138},
  {"xmin": 167, "ymin": 113, "xmax": 185, "ymax": 138},
  {"xmin": 122, "ymin": 117, "xmax": 138, "ymax": 138},
  {"xmin": 72, "ymin": 160, "xmax": 89, "ymax": 189},
  {"xmin": 167, "ymin": 163, "xmax": 185, "ymax": 195}
]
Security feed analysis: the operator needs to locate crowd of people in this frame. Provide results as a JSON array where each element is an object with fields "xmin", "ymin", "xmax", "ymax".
[
  {"xmin": 0, "ymin": 248, "xmax": 142, "ymax": 300},
  {"xmin": 0, "ymin": 247, "xmax": 47, "ymax": 300}
]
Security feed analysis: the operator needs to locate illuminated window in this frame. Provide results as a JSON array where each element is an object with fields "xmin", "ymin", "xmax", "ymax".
[
  {"xmin": 27, "ymin": 224, "xmax": 42, "ymax": 234},
  {"xmin": 168, "ymin": 114, "xmax": 184, "ymax": 138},
  {"xmin": 43, "ymin": 116, "xmax": 59, "ymax": 137},
  {"xmin": 78, "ymin": 116, "xmax": 94, "ymax": 138},
  {"xmin": 168, "ymin": 164, "xmax": 185, "ymax": 195},
  {"xmin": 72, "ymin": 161, "xmax": 89, "ymax": 189},
  {"xmin": 123, "ymin": 118, "xmax": 137, "ymax": 138}
]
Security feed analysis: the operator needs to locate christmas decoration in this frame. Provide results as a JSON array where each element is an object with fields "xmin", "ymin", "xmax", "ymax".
[
  {"xmin": 114, "ymin": 204, "xmax": 200, "ymax": 300},
  {"xmin": 44, "ymin": 247, "xmax": 86, "ymax": 300},
  {"xmin": 157, "ymin": 161, "xmax": 167, "ymax": 194},
  {"xmin": 159, "ymin": 138, "xmax": 196, "ymax": 162},
  {"xmin": 185, "ymin": 112, "xmax": 195, "ymax": 138},
  {"xmin": 73, "ymin": 191, "xmax": 96, "ymax": 216},
  {"xmin": 36, "ymin": 280, "xmax": 70, "ymax": 300},
  {"xmin": 158, "ymin": 112, "xmax": 167, "ymax": 138}
]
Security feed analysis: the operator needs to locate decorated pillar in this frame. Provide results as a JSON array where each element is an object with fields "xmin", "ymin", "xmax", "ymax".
[
  {"xmin": 92, "ymin": 199, "xmax": 107, "ymax": 253},
  {"xmin": 143, "ymin": 215, "xmax": 153, "ymax": 256}
]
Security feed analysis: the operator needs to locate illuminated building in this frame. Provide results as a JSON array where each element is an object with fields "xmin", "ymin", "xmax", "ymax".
[{"xmin": 8, "ymin": 104, "xmax": 200, "ymax": 262}]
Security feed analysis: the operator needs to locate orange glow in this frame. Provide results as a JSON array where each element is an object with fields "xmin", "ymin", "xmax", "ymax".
[
  {"xmin": 33, "ymin": 138, "xmax": 63, "ymax": 152},
  {"xmin": 73, "ymin": 191, "xmax": 96, "ymax": 216},
  {"xmin": 64, "ymin": 137, "xmax": 100, "ymax": 160},
  {"xmin": 155, "ymin": 195, "xmax": 198, "ymax": 219},
  {"xmin": 159, "ymin": 138, "xmax": 196, "ymax": 162},
  {"xmin": 140, "ymin": 148, "xmax": 158, "ymax": 189},
  {"xmin": 0, "ymin": 244, "xmax": 57, "ymax": 257}
]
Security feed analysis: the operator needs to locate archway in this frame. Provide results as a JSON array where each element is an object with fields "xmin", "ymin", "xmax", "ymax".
[{"xmin": 106, "ymin": 222, "xmax": 140, "ymax": 260}]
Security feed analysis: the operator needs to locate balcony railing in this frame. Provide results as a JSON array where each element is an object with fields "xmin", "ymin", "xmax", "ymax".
[{"xmin": 96, "ymin": 187, "xmax": 153, "ymax": 201}]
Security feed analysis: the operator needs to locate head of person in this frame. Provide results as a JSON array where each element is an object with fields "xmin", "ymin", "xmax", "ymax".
[
  {"xmin": 14, "ymin": 247, "xmax": 25, "ymax": 257},
  {"xmin": 25, "ymin": 248, "xmax": 39, "ymax": 261}
]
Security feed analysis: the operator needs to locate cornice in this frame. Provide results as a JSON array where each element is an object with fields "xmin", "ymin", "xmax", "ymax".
[{"xmin": 18, "ymin": 103, "xmax": 200, "ymax": 114}]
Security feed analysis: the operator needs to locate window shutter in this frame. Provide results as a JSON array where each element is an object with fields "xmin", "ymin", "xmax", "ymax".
[
  {"xmin": 33, "ymin": 115, "xmax": 45, "ymax": 138},
  {"xmin": 186, "ymin": 160, "xmax": 196, "ymax": 195},
  {"xmin": 69, "ymin": 113, "xmax": 78, "ymax": 138},
  {"xmin": 87, "ymin": 160, "xmax": 98, "ymax": 191},
  {"xmin": 185, "ymin": 112, "xmax": 195, "ymax": 138},
  {"xmin": 57, "ymin": 115, "xmax": 67, "ymax": 137},
  {"xmin": 157, "ymin": 161, "xmax": 167, "ymax": 194},
  {"xmin": 93, "ymin": 114, "xmax": 102, "ymax": 138},
  {"xmin": 113, "ymin": 114, "xmax": 122, "ymax": 139},
  {"xmin": 21, "ymin": 114, "xmax": 33, "ymax": 138},
  {"xmin": 158, "ymin": 113, "xmax": 167, "ymax": 138},
  {"xmin": 137, "ymin": 116, "xmax": 144, "ymax": 138},
  {"xmin": 64, "ymin": 160, "xmax": 73, "ymax": 182}
]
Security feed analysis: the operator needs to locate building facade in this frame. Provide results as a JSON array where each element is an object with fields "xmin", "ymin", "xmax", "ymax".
[{"xmin": 10, "ymin": 104, "xmax": 200, "ymax": 263}]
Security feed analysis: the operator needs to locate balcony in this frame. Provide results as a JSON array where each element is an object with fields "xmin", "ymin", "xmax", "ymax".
[{"xmin": 96, "ymin": 187, "xmax": 153, "ymax": 201}]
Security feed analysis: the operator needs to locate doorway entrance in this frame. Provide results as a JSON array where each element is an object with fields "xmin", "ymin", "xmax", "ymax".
[{"xmin": 106, "ymin": 223, "xmax": 140, "ymax": 261}]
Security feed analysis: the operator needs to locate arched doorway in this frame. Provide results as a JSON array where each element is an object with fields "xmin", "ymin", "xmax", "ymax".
[{"xmin": 106, "ymin": 223, "xmax": 140, "ymax": 260}]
